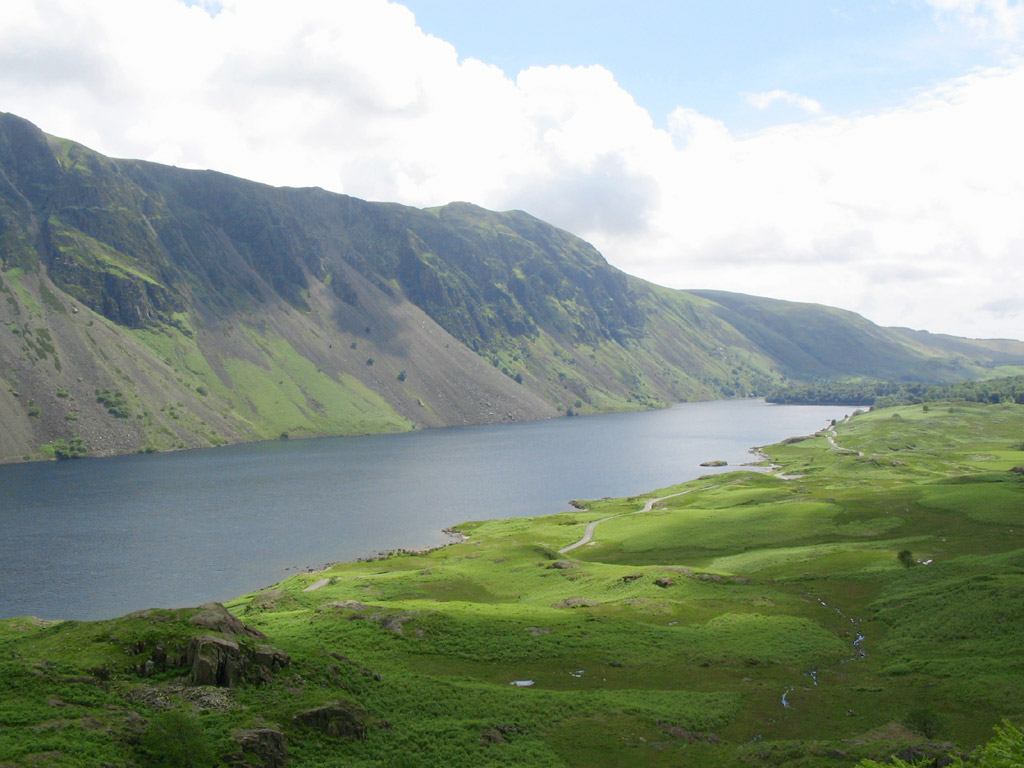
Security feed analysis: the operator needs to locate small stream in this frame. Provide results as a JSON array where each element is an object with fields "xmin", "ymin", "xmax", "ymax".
[{"xmin": 780, "ymin": 596, "xmax": 867, "ymax": 710}]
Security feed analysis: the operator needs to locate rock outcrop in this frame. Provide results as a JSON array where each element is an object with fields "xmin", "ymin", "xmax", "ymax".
[
  {"xmin": 228, "ymin": 728, "xmax": 288, "ymax": 768},
  {"xmin": 186, "ymin": 635, "xmax": 290, "ymax": 688},
  {"xmin": 128, "ymin": 603, "xmax": 288, "ymax": 687},
  {"xmin": 190, "ymin": 602, "xmax": 266, "ymax": 639},
  {"xmin": 292, "ymin": 701, "xmax": 369, "ymax": 740}
]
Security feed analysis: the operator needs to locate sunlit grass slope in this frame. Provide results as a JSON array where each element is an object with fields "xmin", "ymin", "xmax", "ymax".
[{"xmin": 1, "ymin": 401, "xmax": 1022, "ymax": 766}]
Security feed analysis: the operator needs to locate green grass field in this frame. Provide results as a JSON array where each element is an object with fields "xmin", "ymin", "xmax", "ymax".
[{"xmin": 1, "ymin": 401, "xmax": 1022, "ymax": 766}]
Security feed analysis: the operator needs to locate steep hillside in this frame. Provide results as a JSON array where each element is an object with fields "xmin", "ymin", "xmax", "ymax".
[
  {"xmin": 689, "ymin": 290, "xmax": 1024, "ymax": 381},
  {"xmin": 1, "ymin": 111, "xmax": 1021, "ymax": 462}
]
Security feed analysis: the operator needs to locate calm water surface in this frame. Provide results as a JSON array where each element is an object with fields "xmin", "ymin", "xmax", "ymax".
[{"xmin": 0, "ymin": 400, "xmax": 850, "ymax": 620}]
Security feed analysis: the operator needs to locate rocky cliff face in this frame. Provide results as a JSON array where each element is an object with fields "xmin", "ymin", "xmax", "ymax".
[{"xmin": 2, "ymin": 111, "xmax": 1022, "ymax": 462}]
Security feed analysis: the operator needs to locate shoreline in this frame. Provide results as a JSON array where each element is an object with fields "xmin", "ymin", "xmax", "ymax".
[{"xmin": 0, "ymin": 401, "xmax": 850, "ymax": 622}]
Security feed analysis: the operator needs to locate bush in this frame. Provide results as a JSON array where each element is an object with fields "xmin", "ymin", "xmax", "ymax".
[
  {"xmin": 52, "ymin": 436, "xmax": 87, "ymax": 460},
  {"xmin": 898, "ymin": 549, "xmax": 915, "ymax": 568},
  {"xmin": 137, "ymin": 711, "xmax": 215, "ymax": 768},
  {"xmin": 856, "ymin": 720, "xmax": 1024, "ymax": 767},
  {"xmin": 904, "ymin": 707, "xmax": 943, "ymax": 738},
  {"xmin": 96, "ymin": 388, "xmax": 130, "ymax": 418}
]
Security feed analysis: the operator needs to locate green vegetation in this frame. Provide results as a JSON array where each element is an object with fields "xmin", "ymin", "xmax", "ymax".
[
  {"xmin": 1, "ymin": 400, "xmax": 1022, "ymax": 766},
  {"xmin": 39, "ymin": 436, "xmax": 87, "ymax": 460},
  {"xmin": 857, "ymin": 721, "xmax": 1024, "ymax": 767},
  {"xmin": 218, "ymin": 329, "xmax": 411, "ymax": 439},
  {"xmin": 137, "ymin": 711, "xmax": 217, "ymax": 768},
  {"xmin": 767, "ymin": 375, "xmax": 1024, "ymax": 407},
  {"xmin": 95, "ymin": 388, "xmax": 131, "ymax": 418}
]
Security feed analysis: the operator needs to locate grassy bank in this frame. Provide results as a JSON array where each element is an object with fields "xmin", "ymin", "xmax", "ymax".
[{"xmin": 1, "ymin": 401, "xmax": 1022, "ymax": 766}]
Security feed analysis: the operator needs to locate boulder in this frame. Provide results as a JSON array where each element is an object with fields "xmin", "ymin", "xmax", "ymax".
[
  {"xmin": 186, "ymin": 635, "xmax": 290, "ymax": 688},
  {"xmin": 253, "ymin": 644, "xmax": 290, "ymax": 672},
  {"xmin": 188, "ymin": 635, "xmax": 246, "ymax": 688},
  {"xmin": 230, "ymin": 728, "xmax": 287, "ymax": 768},
  {"xmin": 292, "ymin": 701, "xmax": 369, "ymax": 740},
  {"xmin": 551, "ymin": 597, "xmax": 598, "ymax": 609},
  {"xmin": 190, "ymin": 602, "xmax": 265, "ymax": 639},
  {"xmin": 252, "ymin": 645, "xmax": 291, "ymax": 684},
  {"xmin": 546, "ymin": 561, "xmax": 577, "ymax": 570}
]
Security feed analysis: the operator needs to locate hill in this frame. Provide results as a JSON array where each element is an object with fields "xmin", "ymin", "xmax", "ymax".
[
  {"xmin": 2, "ymin": 111, "xmax": 1022, "ymax": 461},
  {"xmin": 1, "ymin": 400, "xmax": 1022, "ymax": 766}
]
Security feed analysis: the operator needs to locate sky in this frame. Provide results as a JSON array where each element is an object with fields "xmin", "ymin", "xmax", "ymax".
[{"xmin": 1, "ymin": 0, "xmax": 1023, "ymax": 340}]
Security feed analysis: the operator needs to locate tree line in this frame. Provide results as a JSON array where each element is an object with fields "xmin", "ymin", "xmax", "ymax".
[{"xmin": 765, "ymin": 375, "xmax": 1024, "ymax": 407}]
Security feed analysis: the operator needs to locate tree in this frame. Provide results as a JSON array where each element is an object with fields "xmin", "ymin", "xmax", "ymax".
[{"xmin": 898, "ymin": 549, "xmax": 915, "ymax": 568}]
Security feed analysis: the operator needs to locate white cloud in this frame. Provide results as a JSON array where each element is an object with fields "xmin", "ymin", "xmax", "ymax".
[
  {"xmin": 925, "ymin": 0, "xmax": 1024, "ymax": 44},
  {"xmin": 744, "ymin": 89, "xmax": 823, "ymax": 114},
  {"xmin": 0, "ymin": 0, "xmax": 1022, "ymax": 339}
]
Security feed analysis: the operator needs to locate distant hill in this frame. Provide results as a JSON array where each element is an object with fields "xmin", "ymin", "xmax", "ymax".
[{"xmin": 2, "ymin": 111, "xmax": 1022, "ymax": 461}]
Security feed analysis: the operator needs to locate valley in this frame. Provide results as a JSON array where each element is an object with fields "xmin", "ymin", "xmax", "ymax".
[{"xmin": 1, "ymin": 400, "xmax": 1021, "ymax": 766}]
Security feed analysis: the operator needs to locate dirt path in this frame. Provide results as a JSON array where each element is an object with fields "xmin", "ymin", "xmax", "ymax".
[
  {"xmin": 558, "ymin": 486, "xmax": 718, "ymax": 554},
  {"xmin": 825, "ymin": 427, "xmax": 863, "ymax": 456}
]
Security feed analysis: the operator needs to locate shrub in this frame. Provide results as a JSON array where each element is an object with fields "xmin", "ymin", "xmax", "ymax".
[
  {"xmin": 52, "ymin": 436, "xmax": 87, "ymax": 459},
  {"xmin": 904, "ymin": 707, "xmax": 943, "ymax": 738},
  {"xmin": 898, "ymin": 549, "xmax": 915, "ymax": 568},
  {"xmin": 96, "ymin": 388, "xmax": 130, "ymax": 418},
  {"xmin": 137, "ymin": 711, "xmax": 215, "ymax": 768}
]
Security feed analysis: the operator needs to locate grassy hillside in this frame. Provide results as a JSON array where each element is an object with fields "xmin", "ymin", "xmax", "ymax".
[
  {"xmin": 690, "ymin": 290, "xmax": 1024, "ymax": 382},
  {"xmin": 3, "ymin": 110, "xmax": 1024, "ymax": 463},
  {"xmin": 1, "ymin": 401, "xmax": 1022, "ymax": 766}
]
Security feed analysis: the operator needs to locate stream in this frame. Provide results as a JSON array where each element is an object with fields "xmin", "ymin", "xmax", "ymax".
[{"xmin": 780, "ymin": 596, "xmax": 867, "ymax": 711}]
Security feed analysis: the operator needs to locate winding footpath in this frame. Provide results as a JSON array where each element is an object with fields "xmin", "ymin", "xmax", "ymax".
[
  {"xmin": 825, "ymin": 427, "xmax": 864, "ymax": 456},
  {"xmin": 558, "ymin": 486, "xmax": 719, "ymax": 554}
]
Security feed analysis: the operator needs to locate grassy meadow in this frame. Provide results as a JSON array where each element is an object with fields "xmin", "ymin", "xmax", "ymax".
[{"xmin": 1, "ymin": 401, "xmax": 1022, "ymax": 766}]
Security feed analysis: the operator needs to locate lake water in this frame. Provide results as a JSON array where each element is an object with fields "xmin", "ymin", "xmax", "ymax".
[{"xmin": 0, "ymin": 399, "xmax": 850, "ymax": 620}]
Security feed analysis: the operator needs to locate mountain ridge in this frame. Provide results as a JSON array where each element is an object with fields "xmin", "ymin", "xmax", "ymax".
[{"xmin": 1, "ymin": 111, "xmax": 1022, "ymax": 462}]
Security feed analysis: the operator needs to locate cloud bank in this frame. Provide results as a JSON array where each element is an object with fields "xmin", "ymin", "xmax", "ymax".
[{"xmin": 1, "ymin": 0, "xmax": 1022, "ymax": 339}]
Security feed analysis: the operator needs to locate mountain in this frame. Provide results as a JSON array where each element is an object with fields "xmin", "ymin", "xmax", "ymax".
[{"xmin": 1, "ymin": 111, "xmax": 1022, "ymax": 462}]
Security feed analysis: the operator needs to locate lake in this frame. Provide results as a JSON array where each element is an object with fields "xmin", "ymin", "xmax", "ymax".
[{"xmin": 0, "ymin": 399, "xmax": 851, "ymax": 620}]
